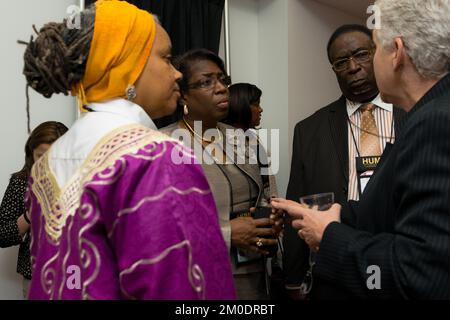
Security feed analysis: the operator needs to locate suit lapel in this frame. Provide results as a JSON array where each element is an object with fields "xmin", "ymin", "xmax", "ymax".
[
  {"xmin": 328, "ymin": 96, "xmax": 349, "ymax": 184},
  {"xmin": 219, "ymin": 124, "xmax": 264, "ymax": 205}
]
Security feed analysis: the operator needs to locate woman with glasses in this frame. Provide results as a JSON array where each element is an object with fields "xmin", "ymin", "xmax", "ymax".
[{"xmin": 161, "ymin": 49, "xmax": 282, "ymax": 299}]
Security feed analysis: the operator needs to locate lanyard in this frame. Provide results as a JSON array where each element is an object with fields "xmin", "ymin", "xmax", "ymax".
[
  {"xmin": 194, "ymin": 134, "xmax": 256, "ymax": 213},
  {"xmin": 347, "ymin": 110, "xmax": 394, "ymax": 157}
]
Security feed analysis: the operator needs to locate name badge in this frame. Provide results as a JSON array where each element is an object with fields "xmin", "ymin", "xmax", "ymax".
[{"xmin": 356, "ymin": 156, "xmax": 381, "ymax": 196}]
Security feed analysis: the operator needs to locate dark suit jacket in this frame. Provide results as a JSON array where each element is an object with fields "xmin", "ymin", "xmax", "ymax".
[
  {"xmin": 314, "ymin": 73, "xmax": 450, "ymax": 299},
  {"xmin": 283, "ymin": 95, "xmax": 405, "ymax": 299}
]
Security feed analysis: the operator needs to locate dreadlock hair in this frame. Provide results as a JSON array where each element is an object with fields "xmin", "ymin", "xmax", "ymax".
[
  {"xmin": 18, "ymin": 5, "xmax": 96, "ymax": 133},
  {"xmin": 12, "ymin": 121, "xmax": 68, "ymax": 180}
]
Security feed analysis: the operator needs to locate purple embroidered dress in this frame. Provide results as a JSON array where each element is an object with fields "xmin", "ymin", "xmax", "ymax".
[{"xmin": 26, "ymin": 124, "xmax": 236, "ymax": 300}]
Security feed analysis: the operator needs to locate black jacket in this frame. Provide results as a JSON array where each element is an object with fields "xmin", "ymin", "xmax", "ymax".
[
  {"xmin": 315, "ymin": 73, "xmax": 450, "ymax": 298},
  {"xmin": 284, "ymin": 96, "xmax": 405, "ymax": 299}
]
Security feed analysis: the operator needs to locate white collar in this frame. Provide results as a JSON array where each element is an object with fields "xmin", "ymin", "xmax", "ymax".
[
  {"xmin": 346, "ymin": 94, "xmax": 393, "ymax": 117},
  {"xmin": 87, "ymin": 98, "xmax": 157, "ymax": 130}
]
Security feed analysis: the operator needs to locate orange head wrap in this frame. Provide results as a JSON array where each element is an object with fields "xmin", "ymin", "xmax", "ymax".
[{"xmin": 71, "ymin": 0, "xmax": 156, "ymax": 110}]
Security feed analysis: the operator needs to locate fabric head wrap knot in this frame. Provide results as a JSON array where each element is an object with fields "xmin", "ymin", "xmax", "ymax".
[{"xmin": 71, "ymin": 0, "xmax": 156, "ymax": 110}]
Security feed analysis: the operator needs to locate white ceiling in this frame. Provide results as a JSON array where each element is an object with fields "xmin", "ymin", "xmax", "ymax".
[{"xmin": 313, "ymin": 0, "xmax": 374, "ymax": 18}]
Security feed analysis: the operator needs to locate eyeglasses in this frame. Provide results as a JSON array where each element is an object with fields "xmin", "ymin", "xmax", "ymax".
[
  {"xmin": 332, "ymin": 49, "xmax": 374, "ymax": 72},
  {"xmin": 187, "ymin": 74, "xmax": 232, "ymax": 90}
]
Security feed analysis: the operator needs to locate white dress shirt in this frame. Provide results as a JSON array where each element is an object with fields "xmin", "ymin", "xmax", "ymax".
[{"xmin": 346, "ymin": 94, "xmax": 395, "ymax": 201}]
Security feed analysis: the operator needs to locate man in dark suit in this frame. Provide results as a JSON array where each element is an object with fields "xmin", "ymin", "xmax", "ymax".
[
  {"xmin": 283, "ymin": 24, "xmax": 405, "ymax": 299},
  {"xmin": 275, "ymin": 0, "xmax": 450, "ymax": 299}
]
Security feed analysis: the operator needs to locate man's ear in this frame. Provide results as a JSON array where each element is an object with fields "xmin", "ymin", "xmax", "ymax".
[{"xmin": 392, "ymin": 37, "xmax": 406, "ymax": 71}]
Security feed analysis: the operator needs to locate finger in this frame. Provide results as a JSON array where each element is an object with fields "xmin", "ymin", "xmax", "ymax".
[
  {"xmin": 270, "ymin": 197, "xmax": 285, "ymax": 203},
  {"xmin": 270, "ymin": 198, "xmax": 299, "ymax": 210},
  {"xmin": 269, "ymin": 216, "xmax": 283, "ymax": 227},
  {"xmin": 253, "ymin": 238, "xmax": 271, "ymax": 255},
  {"xmin": 292, "ymin": 219, "xmax": 305, "ymax": 230},
  {"xmin": 270, "ymin": 210, "xmax": 284, "ymax": 220},
  {"xmin": 257, "ymin": 228, "xmax": 276, "ymax": 237},
  {"xmin": 330, "ymin": 203, "xmax": 342, "ymax": 211},
  {"xmin": 263, "ymin": 238, "xmax": 278, "ymax": 246},
  {"xmin": 269, "ymin": 198, "xmax": 281, "ymax": 213},
  {"xmin": 298, "ymin": 229, "xmax": 305, "ymax": 240},
  {"xmin": 253, "ymin": 218, "xmax": 272, "ymax": 227},
  {"xmin": 274, "ymin": 218, "xmax": 283, "ymax": 227},
  {"xmin": 280, "ymin": 205, "xmax": 309, "ymax": 219}
]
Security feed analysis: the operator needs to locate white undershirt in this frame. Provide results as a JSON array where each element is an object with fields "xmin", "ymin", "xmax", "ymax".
[{"xmin": 49, "ymin": 99, "xmax": 157, "ymax": 188}]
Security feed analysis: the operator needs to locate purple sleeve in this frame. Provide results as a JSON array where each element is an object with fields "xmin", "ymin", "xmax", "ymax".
[{"xmin": 91, "ymin": 141, "xmax": 236, "ymax": 300}]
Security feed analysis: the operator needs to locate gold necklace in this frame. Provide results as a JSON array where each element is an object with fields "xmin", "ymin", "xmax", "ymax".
[{"xmin": 182, "ymin": 117, "xmax": 222, "ymax": 144}]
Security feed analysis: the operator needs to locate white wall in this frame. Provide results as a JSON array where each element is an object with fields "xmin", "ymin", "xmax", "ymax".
[
  {"xmin": 228, "ymin": 0, "xmax": 290, "ymax": 194},
  {"xmin": 228, "ymin": 0, "xmax": 260, "ymax": 85},
  {"xmin": 0, "ymin": 0, "xmax": 77, "ymax": 299},
  {"xmin": 228, "ymin": 0, "xmax": 363, "ymax": 197},
  {"xmin": 288, "ymin": 0, "xmax": 363, "ymax": 153},
  {"xmin": 257, "ymin": 0, "xmax": 290, "ymax": 195}
]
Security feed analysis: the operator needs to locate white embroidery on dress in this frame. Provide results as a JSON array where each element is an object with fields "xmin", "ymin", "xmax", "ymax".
[
  {"xmin": 119, "ymin": 240, "xmax": 205, "ymax": 300},
  {"xmin": 107, "ymin": 186, "xmax": 211, "ymax": 238}
]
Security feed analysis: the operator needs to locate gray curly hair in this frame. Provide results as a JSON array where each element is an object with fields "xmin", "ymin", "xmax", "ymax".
[{"xmin": 375, "ymin": 0, "xmax": 450, "ymax": 79}]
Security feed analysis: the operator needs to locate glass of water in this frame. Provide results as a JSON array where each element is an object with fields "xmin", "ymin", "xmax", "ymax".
[{"xmin": 298, "ymin": 192, "xmax": 334, "ymax": 295}]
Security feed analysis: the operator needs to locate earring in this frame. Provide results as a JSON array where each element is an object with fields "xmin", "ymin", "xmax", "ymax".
[
  {"xmin": 183, "ymin": 104, "xmax": 189, "ymax": 116},
  {"xmin": 126, "ymin": 85, "xmax": 137, "ymax": 101}
]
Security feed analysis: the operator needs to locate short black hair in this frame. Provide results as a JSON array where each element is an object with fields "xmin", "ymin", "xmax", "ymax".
[
  {"xmin": 223, "ymin": 83, "xmax": 262, "ymax": 130},
  {"xmin": 327, "ymin": 24, "xmax": 373, "ymax": 63},
  {"xmin": 173, "ymin": 48, "xmax": 226, "ymax": 94}
]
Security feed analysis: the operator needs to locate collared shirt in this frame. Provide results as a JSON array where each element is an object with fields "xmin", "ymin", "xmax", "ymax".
[
  {"xmin": 49, "ymin": 99, "xmax": 157, "ymax": 188},
  {"xmin": 347, "ymin": 94, "xmax": 395, "ymax": 201}
]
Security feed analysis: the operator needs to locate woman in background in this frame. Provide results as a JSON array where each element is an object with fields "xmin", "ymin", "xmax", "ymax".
[
  {"xmin": 0, "ymin": 121, "xmax": 68, "ymax": 298},
  {"xmin": 223, "ymin": 83, "xmax": 264, "ymax": 131}
]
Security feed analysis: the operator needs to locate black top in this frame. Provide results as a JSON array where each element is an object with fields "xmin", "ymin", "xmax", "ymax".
[{"xmin": 0, "ymin": 176, "xmax": 32, "ymax": 280}]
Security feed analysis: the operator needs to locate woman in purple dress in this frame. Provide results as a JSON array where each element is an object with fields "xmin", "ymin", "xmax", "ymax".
[{"xmin": 21, "ymin": 0, "xmax": 235, "ymax": 300}]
